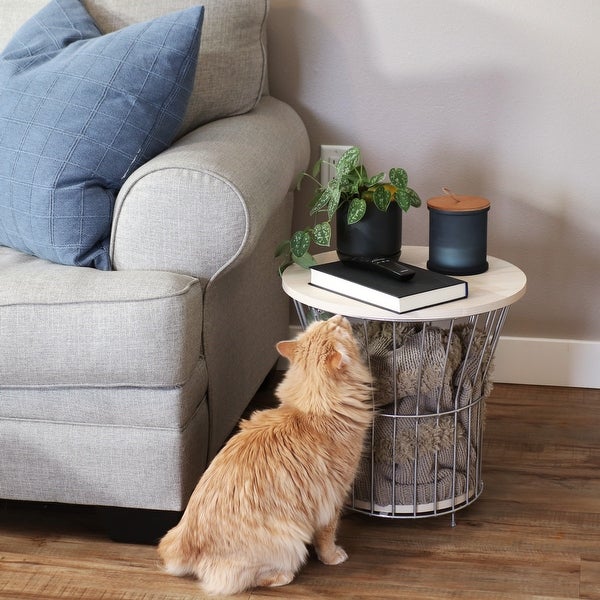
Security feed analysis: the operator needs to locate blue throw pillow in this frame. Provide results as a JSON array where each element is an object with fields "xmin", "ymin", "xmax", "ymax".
[{"xmin": 0, "ymin": 0, "xmax": 204, "ymax": 269}]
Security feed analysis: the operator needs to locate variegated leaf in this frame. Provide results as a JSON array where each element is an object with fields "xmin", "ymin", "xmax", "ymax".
[
  {"xmin": 395, "ymin": 188, "xmax": 411, "ymax": 211},
  {"xmin": 389, "ymin": 167, "xmax": 408, "ymax": 190},
  {"xmin": 407, "ymin": 187, "xmax": 422, "ymax": 208},
  {"xmin": 335, "ymin": 147, "xmax": 360, "ymax": 176},
  {"xmin": 347, "ymin": 197, "xmax": 367, "ymax": 224},
  {"xmin": 309, "ymin": 188, "xmax": 330, "ymax": 215},
  {"xmin": 290, "ymin": 230, "xmax": 310, "ymax": 257},
  {"xmin": 326, "ymin": 186, "xmax": 341, "ymax": 220},
  {"xmin": 313, "ymin": 222, "xmax": 331, "ymax": 246},
  {"xmin": 373, "ymin": 186, "xmax": 391, "ymax": 211}
]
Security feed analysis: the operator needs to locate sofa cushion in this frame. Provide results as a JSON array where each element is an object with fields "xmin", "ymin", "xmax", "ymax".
[
  {"xmin": 0, "ymin": 0, "xmax": 203, "ymax": 269},
  {"xmin": 82, "ymin": 0, "xmax": 269, "ymax": 134},
  {"xmin": 0, "ymin": 246, "xmax": 204, "ymax": 388},
  {"xmin": 0, "ymin": 362, "xmax": 208, "ymax": 430}
]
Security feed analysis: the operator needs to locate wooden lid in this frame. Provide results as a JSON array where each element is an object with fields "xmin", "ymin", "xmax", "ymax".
[{"xmin": 427, "ymin": 190, "xmax": 490, "ymax": 213}]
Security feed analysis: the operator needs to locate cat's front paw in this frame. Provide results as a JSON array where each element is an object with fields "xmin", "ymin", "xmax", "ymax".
[{"xmin": 318, "ymin": 545, "xmax": 348, "ymax": 566}]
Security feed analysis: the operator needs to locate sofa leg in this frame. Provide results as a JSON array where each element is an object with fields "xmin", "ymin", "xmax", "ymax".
[{"xmin": 101, "ymin": 507, "xmax": 182, "ymax": 545}]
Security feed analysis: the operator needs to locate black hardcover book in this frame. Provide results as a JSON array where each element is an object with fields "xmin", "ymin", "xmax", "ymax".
[{"xmin": 309, "ymin": 260, "xmax": 468, "ymax": 314}]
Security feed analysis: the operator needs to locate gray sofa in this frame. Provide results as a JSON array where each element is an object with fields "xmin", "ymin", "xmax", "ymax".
[{"xmin": 0, "ymin": 0, "xmax": 309, "ymax": 532}]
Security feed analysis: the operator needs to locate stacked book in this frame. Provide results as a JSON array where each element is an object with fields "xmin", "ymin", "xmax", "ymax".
[{"xmin": 309, "ymin": 261, "xmax": 468, "ymax": 314}]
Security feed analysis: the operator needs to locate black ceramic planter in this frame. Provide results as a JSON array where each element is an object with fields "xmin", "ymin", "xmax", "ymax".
[{"xmin": 336, "ymin": 201, "xmax": 402, "ymax": 262}]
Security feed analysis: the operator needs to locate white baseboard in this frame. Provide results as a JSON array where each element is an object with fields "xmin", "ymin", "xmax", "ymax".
[
  {"xmin": 282, "ymin": 326, "xmax": 599, "ymax": 389},
  {"xmin": 492, "ymin": 336, "xmax": 600, "ymax": 388}
]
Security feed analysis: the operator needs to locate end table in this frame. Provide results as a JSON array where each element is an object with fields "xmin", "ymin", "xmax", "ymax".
[{"xmin": 282, "ymin": 247, "xmax": 526, "ymax": 524}]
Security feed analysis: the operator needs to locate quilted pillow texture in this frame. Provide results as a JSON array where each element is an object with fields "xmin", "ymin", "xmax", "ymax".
[{"xmin": 0, "ymin": 0, "xmax": 203, "ymax": 269}]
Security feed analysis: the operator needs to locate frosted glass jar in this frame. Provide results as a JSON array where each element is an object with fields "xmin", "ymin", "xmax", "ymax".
[{"xmin": 427, "ymin": 194, "xmax": 490, "ymax": 275}]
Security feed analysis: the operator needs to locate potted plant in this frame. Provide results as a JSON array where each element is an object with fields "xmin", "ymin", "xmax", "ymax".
[{"xmin": 276, "ymin": 146, "xmax": 422, "ymax": 273}]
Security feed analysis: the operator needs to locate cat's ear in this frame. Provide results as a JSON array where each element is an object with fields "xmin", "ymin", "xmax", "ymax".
[
  {"xmin": 327, "ymin": 348, "xmax": 345, "ymax": 370},
  {"xmin": 276, "ymin": 340, "xmax": 297, "ymax": 360}
]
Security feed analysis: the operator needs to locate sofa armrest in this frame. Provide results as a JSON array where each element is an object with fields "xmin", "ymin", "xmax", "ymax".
[
  {"xmin": 111, "ymin": 96, "xmax": 309, "ymax": 457},
  {"xmin": 110, "ymin": 95, "xmax": 309, "ymax": 280}
]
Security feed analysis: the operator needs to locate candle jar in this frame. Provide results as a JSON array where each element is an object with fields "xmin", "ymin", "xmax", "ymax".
[{"xmin": 427, "ymin": 194, "xmax": 490, "ymax": 275}]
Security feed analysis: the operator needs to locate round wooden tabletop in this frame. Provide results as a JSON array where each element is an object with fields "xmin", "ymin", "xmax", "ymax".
[{"xmin": 281, "ymin": 246, "xmax": 527, "ymax": 322}]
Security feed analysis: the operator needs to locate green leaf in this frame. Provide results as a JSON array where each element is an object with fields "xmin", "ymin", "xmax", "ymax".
[
  {"xmin": 274, "ymin": 239, "xmax": 290, "ymax": 257},
  {"xmin": 366, "ymin": 172, "xmax": 385, "ymax": 187},
  {"xmin": 293, "ymin": 252, "xmax": 317, "ymax": 269},
  {"xmin": 345, "ymin": 176, "xmax": 360, "ymax": 196},
  {"xmin": 290, "ymin": 230, "xmax": 310, "ymax": 257},
  {"xmin": 326, "ymin": 185, "xmax": 341, "ymax": 220},
  {"xmin": 311, "ymin": 158, "xmax": 323, "ymax": 179},
  {"xmin": 389, "ymin": 167, "xmax": 408, "ymax": 190},
  {"xmin": 278, "ymin": 259, "xmax": 292, "ymax": 276},
  {"xmin": 342, "ymin": 165, "xmax": 365, "ymax": 194},
  {"xmin": 353, "ymin": 164, "xmax": 368, "ymax": 180},
  {"xmin": 309, "ymin": 188, "xmax": 330, "ymax": 215},
  {"xmin": 407, "ymin": 187, "xmax": 422, "ymax": 208},
  {"xmin": 347, "ymin": 197, "xmax": 367, "ymax": 224},
  {"xmin": 373, "ymin": 185, "xmax": 391, "ymax": 211},
  {"xmin": 395, "ymin": 188, "xmax": 411, "ymax": 212},
  {"xmin": 313, "ymin": 222, "xmax": 331, "ymax": 246},
  {"xmin": 335, "ymin": 147, "xmax": 360, "ymax": 176}
]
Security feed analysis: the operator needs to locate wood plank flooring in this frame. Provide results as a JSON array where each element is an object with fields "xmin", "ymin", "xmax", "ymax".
[{"xmin": 1, "ymin": 381, "xmax": 599, "ymax": 599}]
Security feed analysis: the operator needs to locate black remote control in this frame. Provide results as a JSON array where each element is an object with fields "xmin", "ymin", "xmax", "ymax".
[{"xmin": 345, "ymin": 258, "xmax": 416, "ymax": 281}]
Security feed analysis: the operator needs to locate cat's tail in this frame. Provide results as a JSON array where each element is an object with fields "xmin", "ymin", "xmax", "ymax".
[{"xmin": 157, "ymin": 521, "xmax": 199, "ymax": 578}]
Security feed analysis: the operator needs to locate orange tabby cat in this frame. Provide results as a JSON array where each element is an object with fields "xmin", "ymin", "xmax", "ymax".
[{"xmin": 157, "ymin": 314, "xmax": 373, "ymax": 595}]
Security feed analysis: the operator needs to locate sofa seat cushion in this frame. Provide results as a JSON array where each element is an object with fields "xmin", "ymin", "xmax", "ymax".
[
  {"xmin": 0, "ymin": 361, "xmax": 207, "ymax": 430},
  {"xmin": 0, "ymin": 0, "xmax": 204, "ymax": 269},
  {"xmin": 0, "ymin": 246, "xmax": 205, "ymax": 389}
]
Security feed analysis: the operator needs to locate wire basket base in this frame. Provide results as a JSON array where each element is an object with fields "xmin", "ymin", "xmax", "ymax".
[{"xmin": 294, "ymin": 302, "xmax": 509, "ymax": 522}]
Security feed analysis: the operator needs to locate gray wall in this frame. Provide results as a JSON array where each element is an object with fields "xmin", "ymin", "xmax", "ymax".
[{"xmin": 268, "ymin": 0, "xmax": 600, "ymax": 343}]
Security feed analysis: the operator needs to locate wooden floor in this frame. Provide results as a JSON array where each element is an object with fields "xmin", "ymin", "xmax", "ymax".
[{"xmin": 1, "ymin": 380, "xmax": 599, "ymax": 599}]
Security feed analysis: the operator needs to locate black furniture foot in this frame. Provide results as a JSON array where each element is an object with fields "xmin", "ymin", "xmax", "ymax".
[{"xmin": 101, "ymin": 507, "xmax": 182, "ymax": 545}]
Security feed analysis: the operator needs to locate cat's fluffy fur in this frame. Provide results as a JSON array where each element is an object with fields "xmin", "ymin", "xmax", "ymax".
[{"xmin": 157, "ymin": 314, "xmax": 373, "ymax": 595}]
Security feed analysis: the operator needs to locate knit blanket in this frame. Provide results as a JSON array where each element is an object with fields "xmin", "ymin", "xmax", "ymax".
[{"xmin": 352, "ymin": 321, "xmax": 494, "ymax": 512}]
